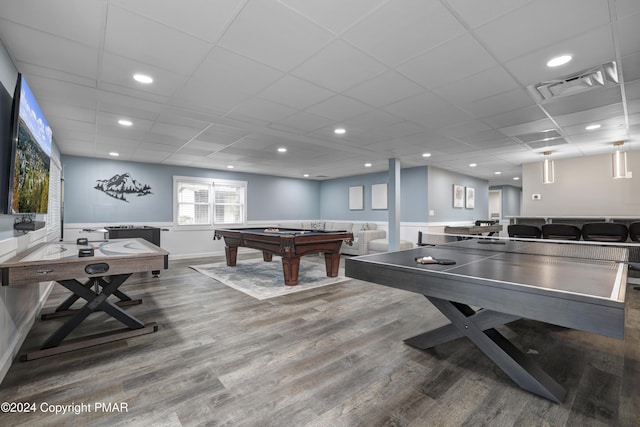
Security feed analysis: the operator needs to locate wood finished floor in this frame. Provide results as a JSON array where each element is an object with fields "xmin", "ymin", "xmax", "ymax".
[{"xmin": 1, "ymin": 254, "xmax": 639, "ymax": 427}]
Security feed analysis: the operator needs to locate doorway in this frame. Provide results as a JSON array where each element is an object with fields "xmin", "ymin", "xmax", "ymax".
[{"xmin": 488, "ymin": 190, "xmax": 502, "ymax": 222}]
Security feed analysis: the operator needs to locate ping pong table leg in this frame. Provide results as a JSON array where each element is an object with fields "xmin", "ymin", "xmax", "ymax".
[
  {"xmin": 424, "ymin": 296, "xmax": 567, "ymax": 403},
  {"xmin": 405, "ymin": 306, "xmax": 520, "ymax": 349}
]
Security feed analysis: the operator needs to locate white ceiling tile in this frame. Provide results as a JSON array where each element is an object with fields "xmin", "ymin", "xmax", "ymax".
[
  {"xmin": 344, "ymin": 71, "xmax": 423, "ymax": 108},
  {"xmin": 218, "ymin": 0, "xmax": 333, "ymax": 71},
  {"xmin": 343, "ymin": 0, "xmax": 467, "ymax": 66},
  {"xmin": 110, "ymin": 0, "xmax": 244, "ymax": 43},
  {"xmin": 438, "ymin": 121, "xmax": 492, "ymax": 139},
  {"xmin": 483, "ymin": 105, "xmax": 548, "ymax": 128},
  {"xmin": 0, "ymin": 21, "xmax": 99, "ymax": 79},
  {"xmin": 397, "ymin": 32, "xmax": 499, "ymax": 90},
  {"xmin": 100, "ymin": 52, "xmax": 190, "ymax": 98},
  {"xmin": 433, "ymin": 67, "xmax": 520, "ymax": 105},
  {"xmin": 344, "ymin": 109, "xmax": 403, "ymax": 130},
  {"xmin": 542, "ymin": 86, "xmax": 623, "ymax": 116},
  {"xmin": 258, "ymin": 75, "xmax": 334, "ymax": 110},
  {"xmin": 278, "ymin": 0, "xmax": 386, "ymax": 34},
  {"xmin": 272, "ymin": 111, "xmax": 335, "ymax": 132},
  {"xmin": 505, "ymin": 26, "xmax": 615, "ymax": 87},
  {"xmin": 446, "ymin": 0, "xmax": 534, "ymax": 29},
  {"xmin": 192, "ymin": 47, "xmax": 284, "ymax": 97},
  {"xmin": 465, "ymin": 88, "xmax": 535, "ymax": 118},
  {"xmin": 226, "ymin": 98, "xmax": 297, "ymax": 124},
  {"xmin": 0, "ymin": 0, "xmax": 105, "ymax": 47},
  {"xmin": 626, "ymin": 79, "xmax": 640, "ymax": 100},
  {"xmin": 385, "ymin": 91, "xmax": 474, "ymax": 129},
  {"xmin": 0, "ymin": 0, "xmax": 636, "ymax": 183},
  {"xmin": 292, "ymin": 40, "xmax": 387, "ymax": 92},
  {"xmin": 615, "ymin": 12, "xmax": 640, "ymax": 57},
  {"xmin": 104, "ymin": 5, "xmax": 212, "ymax": 75},
  {"xmin": 305, "ymin": 95, "xmax": 373, "ymax": 121},
  {"xmin": 474, "ymin": 0, "xmax": 611, "ymax": 61},
  {"xmin": 553, "ymin": 103, "xmax": 625, "ymax": 127}
]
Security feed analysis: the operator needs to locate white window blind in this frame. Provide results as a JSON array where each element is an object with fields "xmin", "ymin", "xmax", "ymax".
[
  {"xmin": 174, "ymin": 177, "xmax": 246, "ymax": 227},
  {"xmin": 47, "ymin": 153, "xmax": 62, "ymax": 238}
]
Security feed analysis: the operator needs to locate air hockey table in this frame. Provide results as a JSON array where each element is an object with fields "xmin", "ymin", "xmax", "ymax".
[{"xmin": 1, "ymin": 238, "xmax": 169, "ymax": 360}]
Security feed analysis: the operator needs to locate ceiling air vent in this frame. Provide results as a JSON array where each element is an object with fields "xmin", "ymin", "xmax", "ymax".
[{"xmin": 527, "ymin": 61, "xmax": 618, "ymax": 102}]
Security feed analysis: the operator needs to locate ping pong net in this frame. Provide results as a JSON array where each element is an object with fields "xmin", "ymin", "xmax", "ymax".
[{"xmin": 418, "ymin": 232, "xmax": 637, "ymax": 265}]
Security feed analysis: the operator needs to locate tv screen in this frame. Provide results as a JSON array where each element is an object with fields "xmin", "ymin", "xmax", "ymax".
[
  {"xmin": 8, "ymin": 74, "xmax": 52, "ymax": 214},
  {"xmin": 0, "ymin": 84, "xmax": 13, "ymax": 214}
]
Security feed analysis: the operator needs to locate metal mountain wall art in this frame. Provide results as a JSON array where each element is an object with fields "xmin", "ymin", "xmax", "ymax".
[{"xmin": 94, "ymin": 173, "xmax": 152, "ymax": 202}]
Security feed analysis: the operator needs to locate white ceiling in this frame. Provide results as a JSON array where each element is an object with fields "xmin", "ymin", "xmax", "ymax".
[{"xmin": 0, "ymin": 0, "xmax": 639, "ymax": 185}]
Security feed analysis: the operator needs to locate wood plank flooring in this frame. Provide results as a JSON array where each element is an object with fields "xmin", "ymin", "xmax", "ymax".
[{"xmin": 1, "ymin": 253, "xmax": 639, "ymax": 427}]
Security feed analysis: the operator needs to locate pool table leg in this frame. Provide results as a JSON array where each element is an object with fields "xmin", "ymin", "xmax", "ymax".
[
  {"xmin": 225, "ymin": 246, "xmax": 238, "ymax": 266},
  {"xmin": 281, "ymin": 257, "xmax": 301, "ymax": 286},
  {"xmin": 324, "ymin": 252, "xmax": 341, "ymax": 277}
]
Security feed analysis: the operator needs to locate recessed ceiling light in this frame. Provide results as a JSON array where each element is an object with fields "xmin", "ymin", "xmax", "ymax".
[
  {"xmin": 422, "ymin": 153, "xmax": 431, "ymax": 158},
  {"xmin": 109, "ymin": 152, "xmax": 119, "ymax": 157},
  {"xmin": 334, "ymin": 128, "xmax": 346, "ymax": 135},
  {"xmin": 118, "ymin": 119, "xmax": 133, "ymax": 126},
  {"xmin": 494, "ymin": 171, "xmax": 502, "ymax": 175},
  {"xmin": 303, "ymin": 174, "xmax": 309, "ymax": 178},
  {"xmin": 585, "ymin": 124, "xmax": 601, "ymax": 130},
  {"xmin": 469, "ymin": 163, "xmax": 477, "ymax": 167},
  {"xmin": 227, "ymin": 165, "xmax": 234, "ymax": 169},
  {"xmin": 546, "ymin": 55, "xmax": 572, "ymax": 67},
  {"xmin": 277, "ymin": 147, "xmax": 287, "ymax": 153},
  {"xmin": 133, "ymin": 73, "xmax": 153, "ymax": 84},
  {"xmin": 364, "ymin": 163, "xmax": 372, "ymax": 167},
  {"xmin": 513, "ymin": 177, "xmax": 520, "ymax": 181}
]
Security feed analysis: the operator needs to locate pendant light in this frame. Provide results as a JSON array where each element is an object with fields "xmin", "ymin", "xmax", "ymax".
[
  {"xmin": 542, "ymin": 151, "xmax": 555, "ymax": 184},
  {"xmin": 612, "ymin": 141, "xmax": 629, "ymax": 179}
]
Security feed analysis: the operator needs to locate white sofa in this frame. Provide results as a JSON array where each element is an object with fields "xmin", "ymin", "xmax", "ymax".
[{"xmin": 276, "ymin": 221, "xmax": 386, "ymax": 256}]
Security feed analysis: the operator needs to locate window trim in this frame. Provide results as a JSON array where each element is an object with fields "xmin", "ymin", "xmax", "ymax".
[{"xmin": 173, "ymin": 176, "xmax": 247, "ymax": 229}]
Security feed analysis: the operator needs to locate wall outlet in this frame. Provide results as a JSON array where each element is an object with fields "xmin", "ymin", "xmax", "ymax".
[
  {"xmin": 429, "ymin": 210, "xmax": 435, "ymax": 216},
  {"xmin": 532, "ymin": 194, "xmax": 541, "ymax": 200}
]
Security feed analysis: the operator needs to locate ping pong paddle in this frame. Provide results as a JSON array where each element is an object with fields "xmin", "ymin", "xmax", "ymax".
[{"xmin": 415, "ymin": 256, "xmax": 456, "ymax": 265}]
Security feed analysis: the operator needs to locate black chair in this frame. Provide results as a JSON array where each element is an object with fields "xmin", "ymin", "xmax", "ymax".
[
  {"xmin": 418, "ymin": 231, "xmax": 428, "ymax": 246},
  {"xmin": 541, "ymin": 223, "xmax": 581, "ymax": 240},
  {"xmin": 629, "ymin": 222, "xmax": 640, "ymax": 242},
  {"xmin": 507, "ymin": 224, "xmax": 541, "ymax": 239},
  {"xmin": 581, "ymin": 222, "xmax": 628, "ymax": 242}
]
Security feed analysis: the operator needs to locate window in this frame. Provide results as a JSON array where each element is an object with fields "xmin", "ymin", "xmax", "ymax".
[
  {"xmin": 47, "ymin": 152, "xmax": 62, "ymax": 238},
  {"xmin": 174, "ymin": 176, "xmax": 246, "ymax": 227}
]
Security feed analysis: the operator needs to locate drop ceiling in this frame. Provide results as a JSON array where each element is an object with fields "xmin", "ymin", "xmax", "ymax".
[{"xmin": 0, "ymin": 0, "xmax": 638, "ymax": 186}]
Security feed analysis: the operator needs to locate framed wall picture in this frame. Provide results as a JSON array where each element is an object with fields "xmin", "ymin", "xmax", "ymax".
[
  {"xmin": 371, "ymin": 183, "xmax": 387, "ymax": 210},
  {"xmin": 453, "ymin": 184, "xmax": 465, "ymax": 208},
  {"xmin": 349, "ymin": 185, "xmax": 364, "ymax": 210},
  {"xmin": 465, "ymin": 187, "xmax": 475, "ymax": 209}
]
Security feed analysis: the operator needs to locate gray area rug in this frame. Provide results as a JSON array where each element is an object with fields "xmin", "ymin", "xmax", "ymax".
[{"xmin": 190, "ymin": 257, "xmax": 349, "ymax": 300}]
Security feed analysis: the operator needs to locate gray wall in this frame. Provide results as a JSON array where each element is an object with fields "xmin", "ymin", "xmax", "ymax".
[
  {"xmin": 428, "ymin": 167, "xmax": 489, "ymax": 222},
  {"xmin": 319, "ymin": 166, "xmax": 428, "ymax": 222},
  {"xmin": 522, "ymin": 152, "xmax": 638, "ymax": 216},
  {"xmin": 0, "ymin": 39, "xmax": 55, "ymax": 384},
  {"xmin": 62, "ymin": 155, "xmax": 321, "ymax": 223},
  {"xmin": 490, "ymin": 184, "xmax": 522, "ymax": 217}
]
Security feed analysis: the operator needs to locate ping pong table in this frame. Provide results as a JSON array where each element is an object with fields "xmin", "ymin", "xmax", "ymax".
[{"xmin": 345, "ymin": 238, "xmax": 629, "ymax": 403}]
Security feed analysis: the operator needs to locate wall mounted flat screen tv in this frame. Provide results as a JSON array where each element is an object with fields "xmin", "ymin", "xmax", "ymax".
[
  {"xmin": 7, "ymin": 74, "xmax": 52, "ymax": 214},
  {"xmin": 0, "ymin": 83, "xmax": 13, "ymax": 214}
]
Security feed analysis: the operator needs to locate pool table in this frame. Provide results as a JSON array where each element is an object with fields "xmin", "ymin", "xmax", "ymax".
[{"xmin": 214, "ymin": 228, "xmax": 354, "ymax": 286}]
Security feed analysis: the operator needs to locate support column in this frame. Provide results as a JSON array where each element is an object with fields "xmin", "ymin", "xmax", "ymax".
[{"xmin": 388, "ymin": 158, "xmax": 401, "ymax": 251}]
